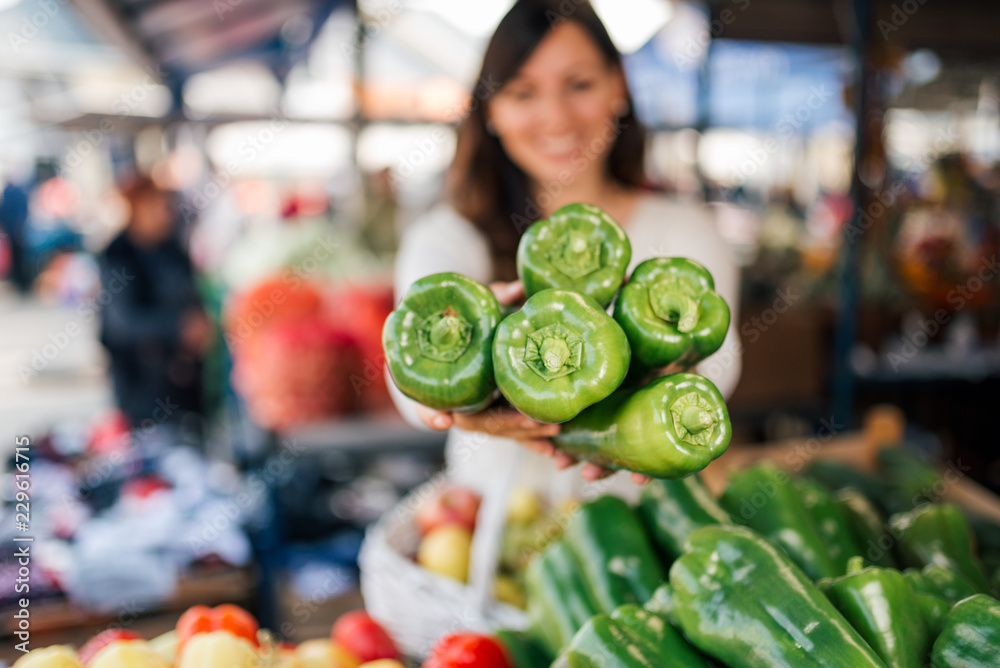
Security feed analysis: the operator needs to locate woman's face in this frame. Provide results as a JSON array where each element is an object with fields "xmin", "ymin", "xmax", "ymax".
[{"xmin": 487, "ymin": 21, "xmax": 626, "ymax": 190}]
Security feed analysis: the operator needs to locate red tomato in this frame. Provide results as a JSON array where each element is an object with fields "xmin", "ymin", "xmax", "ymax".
[
  {"xmin": 423, "ymin": 634, "xmax": 511, "ymax": 668},
  {"xmin": 176, "ymin": 604, "xmax": 259, "ymax": 650},
  {"xmin": 331, "ymin": 611, "xmax": 399, "ymax": 662},
  {"xmin": 77, "ymin": 629, "xmax": 142, "ymax": 665}
]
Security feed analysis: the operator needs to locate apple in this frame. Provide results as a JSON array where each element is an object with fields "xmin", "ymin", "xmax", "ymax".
[
  {"xmin": 417, "ymin": 525, "xmax": 473, "ymax": 582},
  {"xmin": 294, "ymin": 638, "xmax": 361, "ymax": 668},
  {"xmin": 415, "ymin": 487, "xmax": 481, "ymax": 535},
  {"xmin": 331, "ymin": 611, "xmax": 399, "ymax": 663},
  {"xmin": 506, "ymin": 488, "xmax": 542, "ymax": 524}
]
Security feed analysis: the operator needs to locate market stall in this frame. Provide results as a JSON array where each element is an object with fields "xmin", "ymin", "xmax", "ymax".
[{"xmin": 3, "ymin": 0, "xmax": 1000, "ymax": 665}]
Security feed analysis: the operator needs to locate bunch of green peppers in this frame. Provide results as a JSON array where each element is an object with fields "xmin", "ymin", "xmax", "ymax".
[{"xmin": 382, "ymin": 202, "xmax": 735, "ymax": 480}]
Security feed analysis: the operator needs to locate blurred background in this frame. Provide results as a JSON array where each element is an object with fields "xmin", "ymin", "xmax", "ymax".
[{"xmin": 1, "ymin": 0, "xmax": 999, "ymax": 657}]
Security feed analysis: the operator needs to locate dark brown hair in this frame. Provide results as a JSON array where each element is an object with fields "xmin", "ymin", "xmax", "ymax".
[{"xmin": 449, "ymin": 0, "xmax": 647, "ymax": 280}]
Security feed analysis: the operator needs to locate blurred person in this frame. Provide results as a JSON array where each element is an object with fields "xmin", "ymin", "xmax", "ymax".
[
  {"xmin": 98, "ymin": 176, "xmax": 212, "ymax": 438},
  {"xmin": 389, "ymin": 0, "xmax": 741, "ymax": 494},
  {"xmin": 0, "ymin": 178, "xmax": 31, "ymax": 293},
  {"xmin": 360, "ymin": 167, "xmax": 400, "ymax": 259}
]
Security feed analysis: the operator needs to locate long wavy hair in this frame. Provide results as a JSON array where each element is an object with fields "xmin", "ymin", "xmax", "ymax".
[{"xmin": 448, "ymin": 0, "xmax": 647, "ymax": 280}]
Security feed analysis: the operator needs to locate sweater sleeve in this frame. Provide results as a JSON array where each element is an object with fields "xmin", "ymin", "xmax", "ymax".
[
  {"xmin": 693, "ymin": 214, "xmax": 742, "ymax": 400},
  {"xmin": 389, "ymin": 205, "xmax": 494, "ymax": 428}
]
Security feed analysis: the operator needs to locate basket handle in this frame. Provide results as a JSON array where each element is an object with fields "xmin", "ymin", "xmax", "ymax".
[{"xmin": 467, "ymin": 446, "xmax": 524, "ymax": 615}]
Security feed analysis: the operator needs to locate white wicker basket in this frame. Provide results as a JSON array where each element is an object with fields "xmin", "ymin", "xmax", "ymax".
[{"xmin": 359, "ymin": 450, "xmax": 530, "ymax": 659}]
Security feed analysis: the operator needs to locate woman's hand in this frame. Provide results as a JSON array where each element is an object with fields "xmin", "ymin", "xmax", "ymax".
[
  {"xmin": 488, "ymin": 280, "xmax": 525, "ymax": 307},
  {"xmin": 416, "ymin": 402, "xmax": 651, "ymax": 486},
  {"xmin": 415, "ymin": 279, "xmax": 651, "ymax": 485}
]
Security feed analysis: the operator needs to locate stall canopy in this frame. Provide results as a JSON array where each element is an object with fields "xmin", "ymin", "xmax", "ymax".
[{"xmin": 67, "ymin": 0, "xmax": 351, "ymax": 95}]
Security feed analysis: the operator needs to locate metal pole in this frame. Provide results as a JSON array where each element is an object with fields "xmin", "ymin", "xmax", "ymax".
[{"xmin": 831, "ymin": 0, "xmax": 874, "ymax": 426}]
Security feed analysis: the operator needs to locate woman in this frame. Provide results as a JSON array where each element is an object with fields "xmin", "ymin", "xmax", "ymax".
[{"xmin": 392, "ymin": 0, "xmax": 741, "ymax": 495}]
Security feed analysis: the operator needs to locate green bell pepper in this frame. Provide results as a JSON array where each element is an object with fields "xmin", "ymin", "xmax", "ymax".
[
  {"xmin": 835, "ymin": 487, "xmax": 897, "ymax": 568},
  {"xmin": 492, "ymin": 289, "xmax": 629, "ymax": 423},
  {"xmin": 917, "ymin": 593, "xmax": 951, "ymax": 639},
  {"xmin": 562, "ymin": 496, "xmax": 665, "ymax": 614},
  {"xmin": 610, "ymin": 605, "xmax": 716, "ymax": 667},
  {"xmin": 903, "ymin": 564, "xmax": 978, "ymax": 605},
  {"xmin": 638, "ymin": 473, "xmax": 731, "ymax": 561},
  {"xmin": 719, "ymin": 463, "xmax": 840, "ymax": 580},
  {"xmin": 495, "ymin": 629, "xmax": 552, "ymax": 668},
  {"xmin": 966, "ymin": 513, "xmax": 1000, "ymax": 579},
  {"xmin": 382, "ymin": 272, "xmax": 501, "ymax": 410},
  {"xmin": 553, "ymin": 372, "xmax": 731, "ymax": 479},
  {"xmin": 517, "ymin": 203, "xmax": 631, "ymax": 308},
  {"xmin": 804, "ymin": 459, "xmax": 896, "ymax": 515},
  {"xmin": 613, "ymin": 257, "xmax": 730, "ymax": 369},
  {"xmin": 930, "ymin": 594, "xmax": 1000, "ymax": 668},
  {"xmin": 889, "ymin": 503, "xmax": 991, "ymax": 593},
  {"xmin": 877, "ymin": 446, "xmax": 941, "ymax": 507},
  {"xmin": 796, "ymin": 478, "xmax": 864, "ymax": 575},
  {"xmin": 552, "ymin": 614, "xmax": 669, "ymax": 668},
  {"xmin": 524, "ymin": 540, "xmax": 601, "ymax": 655},
  {"xmin": 818, "ymin": 556, "xmax": 929, "ymax": 668},
  {"xmin": 642, "ymin": 582, "xmax": 675, "ymax": 619},
  {"xmin": 669, "ymin": 525, "xmax": 886, "ymax": 668}
]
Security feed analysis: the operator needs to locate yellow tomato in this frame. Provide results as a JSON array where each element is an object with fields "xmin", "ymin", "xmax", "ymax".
[
  {"xmin": 177, "ymin": 631, "xmax": 259, "ymax": 668},
  {"xmin": 90, "ymin": 641, "xmax": 172, "ymax": 668},
  {"xmin": 12, "ymin": 646, "xmax": 83, "ymax": 668}
]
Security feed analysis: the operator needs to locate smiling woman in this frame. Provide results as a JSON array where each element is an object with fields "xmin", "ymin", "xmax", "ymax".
[
  {"xmin": 449, "ymin": 1, "xmax": 645, "ymax": 281},
  {"xmin": 390, "ymin": 0, "xmax": 742, "ymax": 494}
]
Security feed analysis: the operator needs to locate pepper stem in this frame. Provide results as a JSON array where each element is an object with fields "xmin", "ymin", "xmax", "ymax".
[
  {"xmin": 540, "ymin": 337, "xmax": 571, "ymax": 372},
  {"xmin": 429, "ymin": 307, "xmax": 465, "ymax": 348},
  {"xmin": 417, "ymin": 306, "xmax": 474, "ymax": 362},
  {"xmin": 669, "ymin": 392, "xmax": 719, "ymax": 447},
  {"xmin": 548, "ymin": 231, "xmax": 602, "ymax": 279},
  {"xmin": 648, "ymin": 280, "xmax": 700, "ymax": 332},
  {"xmin": 679, "ymin": 405, "xmax": 712, "ymax": 434},
  {"xmin": 846, "ymin": 556, "xmax": 866, "ymax": 574},
  {"xmin": 524, "ymin": 324, "xmax": 584, "ymax": 380}
]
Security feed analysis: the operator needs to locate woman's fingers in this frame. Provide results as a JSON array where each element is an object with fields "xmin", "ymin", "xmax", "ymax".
[
  {"xmin": 553, "ymin": 451, "xmax": 577, "ymax": 470},
  {"xmin": 489, "ymin": 280, "xmax": 525, "ymax": 306},
  {"xmin": 518, "ymin": 439, "xmax": 556, "ymax": 458},
  {"xmin": 416, "ymin": 405, "xmax": 453, "ymax": 430},
  {"xmin": 452, "ymin": 409, "xmax": 559, "ymax": 440},
  {"xmin": 580, "ymin": 462, "xmax": 614, "ymax": 481},
  {"xmin": 420, "ymin": 403, "xmax": 657, "ymax": 487}
]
